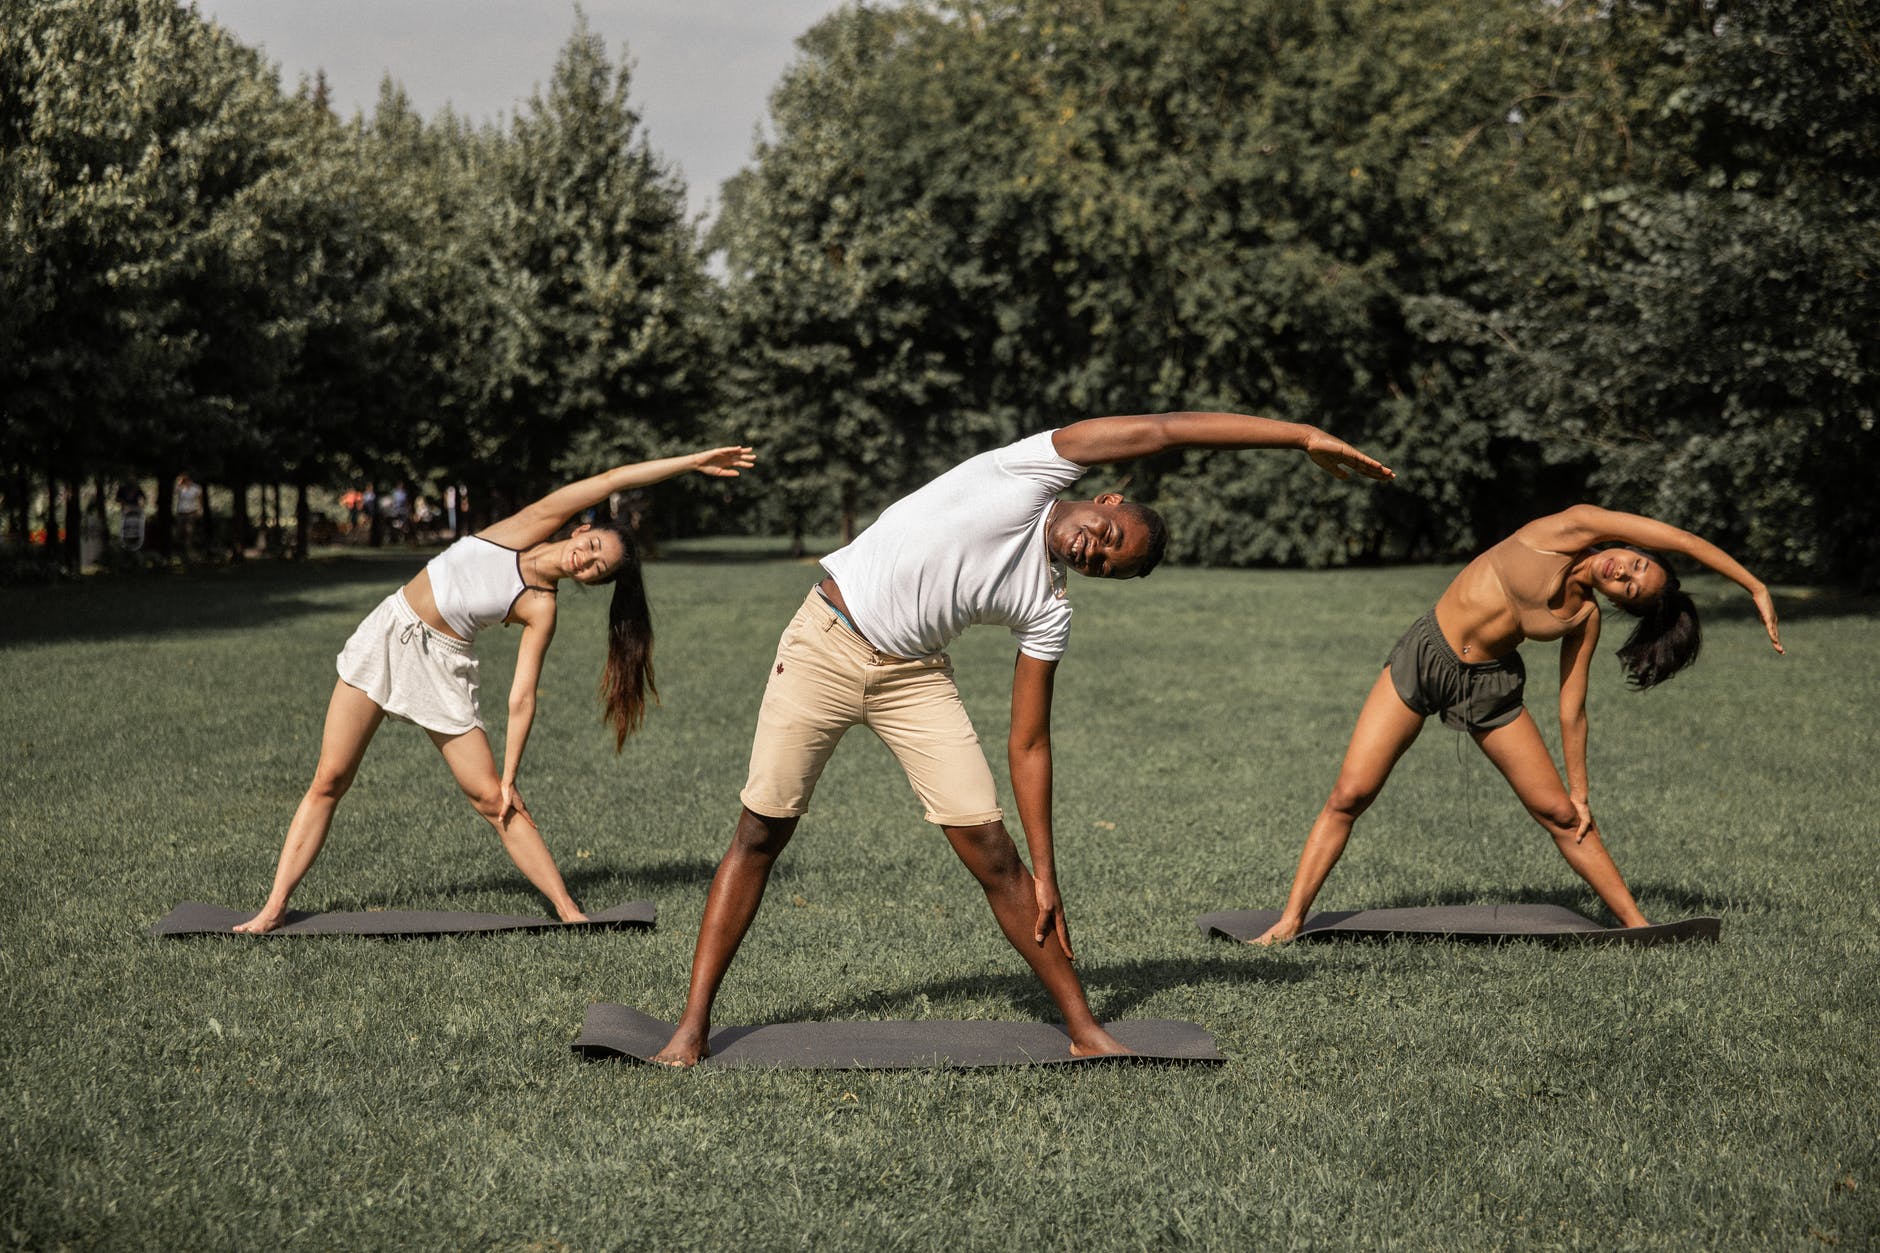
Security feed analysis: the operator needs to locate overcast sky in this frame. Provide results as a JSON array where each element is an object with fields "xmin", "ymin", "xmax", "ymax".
[{"xmin": 195, "ymin": 0, "xmax": 848, "ymax": 222}]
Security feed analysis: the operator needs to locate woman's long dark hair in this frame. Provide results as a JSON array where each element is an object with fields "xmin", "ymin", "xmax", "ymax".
[
  {"xmin": 1612, "ymin": 548, "xmax": 1702, "ymax": 689},
  {"xmin": 596, "ymin": 520, "xmax": 657, "ymax": 749}
]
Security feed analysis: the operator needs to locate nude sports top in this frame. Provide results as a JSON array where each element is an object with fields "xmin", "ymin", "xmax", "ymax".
[
  {"xmin": 424, "ymin": 537, "xmax": 548, "ymax": 639},
  {"xmin": 1477, "ymin": 536, "xmax": 1596, "ymax": 642}
]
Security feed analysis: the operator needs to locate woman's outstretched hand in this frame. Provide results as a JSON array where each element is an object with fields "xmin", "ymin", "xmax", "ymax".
[
  {"xmin": 692, "ymin": 446, "xmax": 756, "ymax": 478},
  {"xmin": 1304, "ymin": 431, "xmax": 1394, "ymax": 482},
  {"xmin": 1751, "ymin": 584, "xmax": 1784, "ymax": 655}
]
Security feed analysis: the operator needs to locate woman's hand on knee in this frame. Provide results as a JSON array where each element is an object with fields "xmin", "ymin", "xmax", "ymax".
[{"xmin": 499, "ymin": 780, "xmax": 530, "ymax": 827}]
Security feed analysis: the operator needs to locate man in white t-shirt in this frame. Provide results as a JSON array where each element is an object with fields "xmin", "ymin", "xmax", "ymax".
[{"xmin": 654, "ymin": 410, "xmax": 1393, "ymax": 1065}]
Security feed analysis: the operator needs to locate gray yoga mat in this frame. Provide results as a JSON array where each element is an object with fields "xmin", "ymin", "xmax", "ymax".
[
  {"xmin": 150, "ymin": 899, "xmax": 655, "ymax": 937},
  {"xmin": 1197, "ymin": 903, "xmax": 1719, "ymax": 947},
  {"xmin": 572, "ymin": 1003, "xmax": 1227, "ymax": 1069}
]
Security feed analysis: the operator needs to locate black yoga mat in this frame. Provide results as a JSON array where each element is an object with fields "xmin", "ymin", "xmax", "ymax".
[
  {"xmin": 1197, "ymin": 904, "xmax": 1719, "ymax": 947},
  {"xmin": 150, "ymin": 899, "xmax": 655, "ymax": 937},
  {"xmin": 572, "ymin": 1003, "xmax": 1227, "ymax": 1069}
]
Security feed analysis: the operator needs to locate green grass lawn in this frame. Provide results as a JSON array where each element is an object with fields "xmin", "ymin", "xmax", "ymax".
[{"xmin": 2, "ymin": 550, "xmax": 1874, "ymax": 1249}]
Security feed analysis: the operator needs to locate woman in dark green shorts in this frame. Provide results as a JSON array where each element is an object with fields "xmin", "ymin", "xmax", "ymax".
[{"xmin": 1251, "ymin": 505, "xmax": 1783, "ymax": 944}]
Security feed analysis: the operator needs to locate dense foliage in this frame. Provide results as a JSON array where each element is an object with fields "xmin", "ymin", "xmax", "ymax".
[{"xmin": 3, "ymin": 0, "xmax": 1874, "ymax": 579}]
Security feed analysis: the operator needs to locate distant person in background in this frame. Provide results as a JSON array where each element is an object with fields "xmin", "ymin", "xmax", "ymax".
[
  {"xmin": 233, "ymin": 445, "xmax": 756, "ymax": 934},
  {"xmin": 114, "ymin": 480, "xmax": 146, "ymax": 551},
  {"xmin": 174, "ymin": 473, "xmax": 203, "ymax": 560},
  {"xmin": 362, "ymin": 483, "xmax": 381, "ymax": 547},
  {"xmin": 1249, "ymin": 505, "xmax": 1784, "ymax": 945}
]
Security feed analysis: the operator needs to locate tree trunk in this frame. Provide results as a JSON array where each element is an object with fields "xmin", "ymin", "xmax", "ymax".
[
  {"xmin": 294, "ymin": 481, "xmax": 310, "ymax": 560},
  {"xmin": 230, "ymin": 480, "xmax": 249, "ymax": 562},
  {"xmin": 11, "ymin": 469, "xmax": 26, "ymax": 544},
  {"xmin": 62, "ymin": 475, "xmax": 81, "ymax": 570}
]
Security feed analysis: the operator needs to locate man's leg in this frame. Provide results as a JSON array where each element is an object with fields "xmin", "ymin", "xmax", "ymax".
[
  {"xmin": 942, "ymin": 820, "xmax": 1128, "ymax": 1056},
  {"xmin": 655, "ymin": 591, "xmax": 859, "ymax": 1066},
  {"xmin": 653, "ymin": 807, "xmax": 798, "ymax": 1067}
]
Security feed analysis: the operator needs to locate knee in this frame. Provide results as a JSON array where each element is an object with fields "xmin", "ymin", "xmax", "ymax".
[
  {"xmin": 465, "ymin": 782, "xmax": 506, "ymax": 823},
  {"xmin": 948, "ymin": 822, "xmax": 1022, "ymax": 883},
  {"xmin": 731, "ymin": 809, "xmax": 796, "ymax": 859},
  {"xmin": 1530, "ymin": 799, "xmax": 1578, "ymax": 839},
  {"xmin": 308, "ymin": 764, "xmax": 358, "ymax": 803},
  {"xmin": 1325, "ymin": 780, "xmax": 1379, "ymax": 821}
]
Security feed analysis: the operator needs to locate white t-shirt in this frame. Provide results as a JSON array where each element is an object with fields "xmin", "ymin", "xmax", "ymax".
[{"xmin": 820, "ymin": 431, "xmax": 1088, "ymax": 661}]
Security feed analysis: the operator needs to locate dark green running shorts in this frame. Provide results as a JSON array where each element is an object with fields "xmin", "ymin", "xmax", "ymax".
[{"xmin": 1385, "ymin": 611, "xmax": 1525, "ymax": 732}]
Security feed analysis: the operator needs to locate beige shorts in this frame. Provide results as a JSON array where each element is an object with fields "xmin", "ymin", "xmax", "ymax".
[{"xmin": 740, "ymin": 589, "xmax": 1002, "ymax": 826}]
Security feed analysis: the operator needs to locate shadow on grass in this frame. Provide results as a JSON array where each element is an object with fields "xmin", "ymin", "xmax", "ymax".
[
  {"xmin": 1366, "ymin": 882, "xmax": 1745, "ymax": 919},
  {"xmin": 763, "ymin": 954, "xmax": 1310, "ymax": 1029},
  {"xmin": 431, "ymin": 857, "xmax": 721, "ymax": 903},
  {"xmin": 0, "ymin": 553, "xmax": 426, "ymax": 647}
]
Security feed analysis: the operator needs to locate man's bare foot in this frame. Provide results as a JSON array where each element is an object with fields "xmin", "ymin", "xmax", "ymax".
[
  {"xmin": 1248, "ymin": 920, "xmax": 1299, "ymax": 946},
  {"xmin": 651, "ymin": 1025, "xmax": 709, "ymax": 1068},
  {"xmin": 232, "ymin": 908, "xmax": 286, "ymax": 935},
  {"xmin": 1068, "ymin": 1024, "xmax": 1133, "ymax": 1058}
]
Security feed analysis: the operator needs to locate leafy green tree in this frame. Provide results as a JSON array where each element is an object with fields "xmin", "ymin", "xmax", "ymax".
[
  {"xmin": 476, "ymin": 16, "xmax": 712, "ymax": 512},
  {"xmin": 1489, "ymin": 0, "xmax": 1880, "ymax": 582}
]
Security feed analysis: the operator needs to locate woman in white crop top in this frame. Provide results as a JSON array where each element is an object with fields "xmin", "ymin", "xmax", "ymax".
[{"xmin": 233, "ymin": 444, "xmax": 756, "ymax": 933}]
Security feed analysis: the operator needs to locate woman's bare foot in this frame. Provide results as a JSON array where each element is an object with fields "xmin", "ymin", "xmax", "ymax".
[
  {"xmin": 557, "ymin": 905, "xmax": 590, "ymax": 924},
  {"xmin": 651, "ymin": 1025, "xmax": 709, "ymax": 1068},
  {"xmin": 232, "ymin": 907, "xmax": 286, "ymax": 935},
  {"xmin": 1249, "ymin": 919, "xmax": 1300, "ymax": 946},
  {"xmin": 1068, "ymin": 1024, "xmax": 1133, "ymax": 1058}
]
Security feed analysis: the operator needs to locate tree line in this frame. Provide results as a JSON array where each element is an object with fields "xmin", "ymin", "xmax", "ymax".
[{"xmin": 4, "ymin": 0, "xmax": 1875, "ymax": 582}]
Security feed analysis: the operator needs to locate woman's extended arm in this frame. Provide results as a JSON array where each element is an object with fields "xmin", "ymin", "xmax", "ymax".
[
  {"xmin": 1536, "ymin": 505, "xmax": 1783, "ymax": 652},
  {"xmin": 496, "ymin": 603, "xmax": 558, "ymax": 823},
  {"xmin": 480, "ymin": 446, "xmax": 755, "ymax": 550},
  {"xmin": 1556, "ymin": 613, "xmax": 1602, "ymax": 840}
]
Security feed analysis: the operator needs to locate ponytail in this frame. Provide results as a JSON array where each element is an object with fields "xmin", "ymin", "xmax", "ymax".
[
  {"xmin": 597, "ymin": 522, "xmax": 657, "ymax": 748},
  {"xmin": 1613, "ymin": 549, "xmax": 1702, "ymax": 689}
]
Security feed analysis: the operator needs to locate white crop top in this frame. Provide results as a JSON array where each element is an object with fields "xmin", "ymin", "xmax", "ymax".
[{"xmin": 425, "ymin": 537, "xmax": 546, "ymax": 639}]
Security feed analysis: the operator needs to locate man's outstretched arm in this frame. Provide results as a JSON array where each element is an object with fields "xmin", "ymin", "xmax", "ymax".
[{"xmin": 1051, "ymin": 411, "xmax": 1393, "ymax": 481}]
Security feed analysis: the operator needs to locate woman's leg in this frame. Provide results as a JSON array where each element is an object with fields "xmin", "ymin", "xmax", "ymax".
[
  {"xmin": 235, "ymin": 680, "xmax": 386, "ymax": 933},
  {"xmin": 428, "ymin": 726, "xmax": 586, "ymax": 922},
  {"xmin": 1253, "ymin": 669, "xmax": 1428, "ymax": 943},
  {"xmin": 1471, "ymin": 711, "xmax": 1648, "ymax": 927}
]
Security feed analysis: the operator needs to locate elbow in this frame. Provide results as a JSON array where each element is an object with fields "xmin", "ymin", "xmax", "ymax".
[{"xmin": 1008, "ymin": 734, "xmax": 1050, "ymax": 762}]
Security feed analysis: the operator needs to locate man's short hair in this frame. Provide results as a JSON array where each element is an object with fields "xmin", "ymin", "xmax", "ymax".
[{"xmin": 1121, "ymin": 502, "xmax": 1169, "ymax": 577}]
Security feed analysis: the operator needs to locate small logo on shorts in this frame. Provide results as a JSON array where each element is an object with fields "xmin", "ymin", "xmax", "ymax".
[{"xmin": 776, "ymin": 664, "xmax": 784, "ymax": 674}]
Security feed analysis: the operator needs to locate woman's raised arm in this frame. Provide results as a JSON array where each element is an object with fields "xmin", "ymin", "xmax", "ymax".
[
  {"xmin": 1532, "ymin": 505, "xmax": 1782, "ymax": 653},
  {"xmin": 479, "ymin": 446, "xmax": 755, "ymax": 550}
]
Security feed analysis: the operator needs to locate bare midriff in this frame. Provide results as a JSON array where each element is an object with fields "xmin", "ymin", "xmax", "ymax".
[{"xmin": 399, "ymin": 569, "xmax": 469, "ymax": 641}]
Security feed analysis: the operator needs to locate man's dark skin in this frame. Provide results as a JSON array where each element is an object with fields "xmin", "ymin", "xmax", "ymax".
[{"xmin": 654, "ymin": 411, "xmax": 1393, "ymax": 1066}]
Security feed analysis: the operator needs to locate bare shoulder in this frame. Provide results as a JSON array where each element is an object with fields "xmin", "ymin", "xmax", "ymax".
[
  {"xmin": 1515, "ymin": 505, "xmax": 1605, "ymax": 552},
  {"xmin": 507, "ymin": 587, "xmax": 560, "ymax": 634}
]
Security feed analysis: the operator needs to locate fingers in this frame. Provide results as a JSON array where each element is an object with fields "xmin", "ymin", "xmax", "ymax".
[{"xmin": 1054, "ymin": 911, "xmax": 1076, "ymax": 962}]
